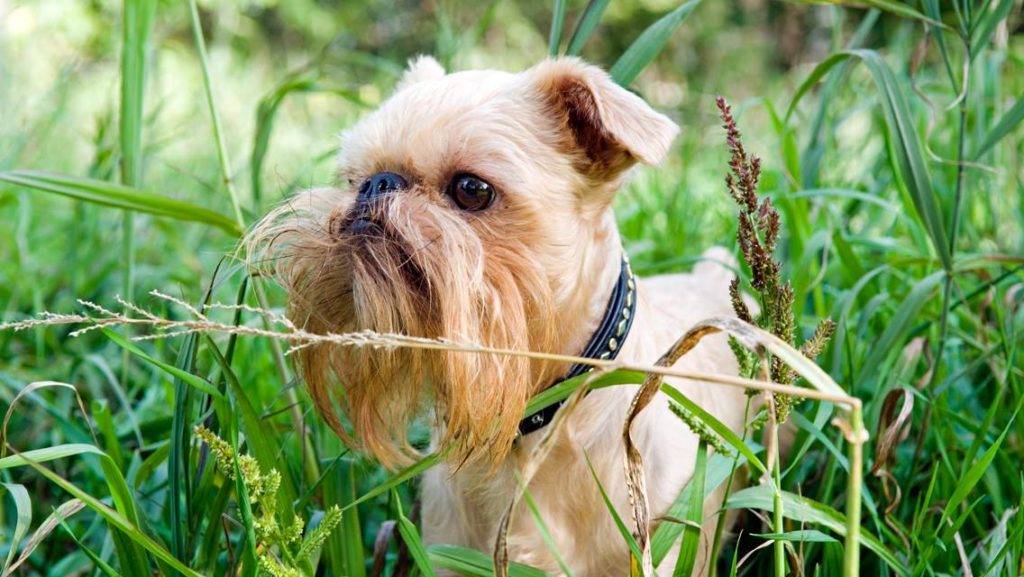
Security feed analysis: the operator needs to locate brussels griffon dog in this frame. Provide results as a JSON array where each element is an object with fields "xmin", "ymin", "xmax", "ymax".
[{"xmin": 249, "ymin": 56, "xmax": 747, "ymax": 575}]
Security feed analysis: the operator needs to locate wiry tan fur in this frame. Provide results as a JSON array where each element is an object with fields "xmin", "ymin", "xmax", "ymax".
[{"xmin": 248, "ymin": 56, "xmax": 747, "ymax": 574}]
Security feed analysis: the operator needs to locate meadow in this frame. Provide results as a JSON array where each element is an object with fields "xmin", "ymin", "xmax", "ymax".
[{"xmin": 0, "ymin": 0, "xmax": 1022, "ymax": 575}]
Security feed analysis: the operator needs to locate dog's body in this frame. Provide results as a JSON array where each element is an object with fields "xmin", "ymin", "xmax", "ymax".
[
  {"xmin": 250, "ymin": 56, "xmax": 747, "ymax": 575},
  {"xmin": 422, "ymin": 246, "xmax": 746, "ymax": 575}
]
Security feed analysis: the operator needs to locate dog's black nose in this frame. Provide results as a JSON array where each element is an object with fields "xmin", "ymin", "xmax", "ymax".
[{"xmin": 358, "ymin": 171, "xmax": 408, "ymax": 202}]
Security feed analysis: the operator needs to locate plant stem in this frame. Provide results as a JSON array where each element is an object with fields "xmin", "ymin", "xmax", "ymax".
[
  {"xmin": 186, "ymin": 0, "xmax": 244, "ymax": 226},
  {"xmin": 119, "ymin": 0, "xmax": 155, "ymax": 384},
  {"xmin": 185, "ymin": 0, "xmax": 320, "ymax": 486},
  {"xmin": 928, "ymin": 40, "xmax": 972, "ymax": 397},
  {"xmin": 768, "ymin": 398, "xmax": 785, "ymax": 577},
  {"xmin": 708, "ymin": 398, "xmax": 752, "ymax": 577},
  {"xmin": 842, "ymin": 401, "xmax": 865, "ymax": 577}
]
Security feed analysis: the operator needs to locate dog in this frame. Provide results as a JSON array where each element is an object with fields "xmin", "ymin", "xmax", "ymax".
[{"xmin": 248, "ymin": 56, "xmax": 748, "ymax": 575}]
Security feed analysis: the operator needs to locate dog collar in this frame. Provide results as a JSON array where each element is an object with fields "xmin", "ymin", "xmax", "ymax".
[{"xmin": 517, "ymin": 255, "xmax": 637, "ymax": 436}]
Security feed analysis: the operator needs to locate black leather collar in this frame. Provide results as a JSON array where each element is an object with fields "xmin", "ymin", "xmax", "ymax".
[{"xmin": 517, "ymin": 255, "xmax": 637, "ymax": 436}]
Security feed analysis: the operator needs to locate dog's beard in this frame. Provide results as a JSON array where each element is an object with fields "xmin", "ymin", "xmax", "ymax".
[{"xmin": 249, "ymin": 190, "xmax": 557, "ymax": 468}]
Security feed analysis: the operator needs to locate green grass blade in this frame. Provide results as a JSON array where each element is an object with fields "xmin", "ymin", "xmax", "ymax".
[
  {"xmin": 427, "ymin": 544, "xmax": 550, "ymax": 577},
  {"xmin": 101, "ymin": 328, "xmax": 225, "ymax": 400},
  {"xmin": 325, "ymin": 457, "xmax": 366, "ymax": 577},
  {"xmin": 659, "ymin": 383, "xmax": 767, "ymax": 474},
  {"xmin": 609, "ymin": 0, "xmax": 702, "ymax": 87},
  {"xmin": 787, "ymin": 50, "xmax": 952, "ymax": 271},
  {"xmin": 168, "ymin": 331, "xmax": 200, "ymax": 561},
  {"xmin": 343, "ymin": 450, "xmax": 444, "ymax": 511},
  {"xmin": 0, "ymin": 444, "xmax": 152, "ymax": 575},
  {"xmin": 583, "ymin": 452, "xmax": 643, "ymax": 563},
  {"xmin": 726, "ymin": 487, "xmax": 906, "ymax": 576},
  {"xmin": 251, "ymin": 76, "xmax": 317, "ymax": 205},
  {"xmin": 858, "ymin": 270, "xmax": 944, "ymax": 385},
  {"xmin": 970, "ymin": 0, "xmax": 1015, "ymax": 56},
  {"xmin": 549, "ymin": 0, "xmax": 568, "ymax": 56},
  {"xmin": 942, "ymin": 406, "xmax": 1018, "ymax": 529},
  {"xmin": 973, "ymin": 94, "xmax": 1024, "ymax": 160},
  {"xmin": 753, "ymin": 530, "xmax": 838, "ymax": 543},
  {"xmin": 119, "ymin": 0, "xmax": 155, "ymax": 190},
  {"xmin": 784, "ymin": 0, "xmax": 944, "ymax": 27},
  {"xmin": 230, "ymin": 450, "xmax": 259, "ymax": 576},
  {"xmin": 565, "ymin": 0, "xmax": 611, "ymax": 56},
  {"xmin": 57, "ymin": 516, "xmax": 123, "ymax": 577},
  {"xmin": 204, "ymin": 336, "xmax": 298, "ymax": 508},
  {"xmin": 4, "ymin": 499, "xmax": 85, "ymax": 576},
  {"xmin": 524, "ymin": 369, "xmax": 646, "ymax": 415},
  {"xmin": 0, "ymin": 483, "xmax": 31, "ymax": 573},
  {"xmin": 0, "ymin": 170, "xmax": 242, "ymax": 235},
  {"xmin": 672, "ymin": 441, "xmax": 706, "ymax": 577},
  {"xmin": 391, "ymin": 489, "xmax": 438, "ymax": 577},
  {"xmin": 186, "ymin": 0, "xmax": 245, "ymax": 226},
  {"xmin": 520, "ymin": 480, "xmax": 575, "ymax": 576},
  {"xmin": 652, "ymin": 448, "xmax": 753, "ymax": 565},
  {"xmin": 119, "ymin": 0, "xmax": 155, "ymax": 313}
]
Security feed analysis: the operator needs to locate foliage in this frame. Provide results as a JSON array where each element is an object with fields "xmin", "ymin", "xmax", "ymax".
[{"xmin": 0, "ymin": 1, "xmax": 1022, "ymax": 576}]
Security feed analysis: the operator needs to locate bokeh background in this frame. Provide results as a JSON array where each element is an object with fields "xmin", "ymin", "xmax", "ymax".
[{"xmin": 1, "ymin": 1, "xmax": 1023, "ymax": 576}]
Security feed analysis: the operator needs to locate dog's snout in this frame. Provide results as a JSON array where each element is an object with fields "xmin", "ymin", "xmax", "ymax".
[{"xmin": 358, "ymin": 171, "xmax": 408, "ymax": 202}]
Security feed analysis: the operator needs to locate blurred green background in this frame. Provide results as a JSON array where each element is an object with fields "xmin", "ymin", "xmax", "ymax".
[{"xmin": 1, "ymin": 0, "xmax": 1023, "ymax": 576}]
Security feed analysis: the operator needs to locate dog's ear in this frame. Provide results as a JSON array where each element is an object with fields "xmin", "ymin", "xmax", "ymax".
[
  {"xmin": 526, "ymin": 57, "xmax": 678, "ymax": 179},
  {"xmin": 396, "ymin": 55, "xmax": 446, "ymax": 91}
]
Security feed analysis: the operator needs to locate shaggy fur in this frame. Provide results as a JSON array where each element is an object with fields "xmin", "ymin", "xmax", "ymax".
[{"xmin": 248, "ymin": 56, "xmax": 747, "ymax": 574}]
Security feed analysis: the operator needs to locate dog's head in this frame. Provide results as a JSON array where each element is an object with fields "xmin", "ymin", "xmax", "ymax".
[{"xmin": 248, "ymin": 56, "xmax": 677, "ymax": 467}]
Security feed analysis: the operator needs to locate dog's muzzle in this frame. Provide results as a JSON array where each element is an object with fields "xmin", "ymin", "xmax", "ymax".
[{"xmin": 348, "ymin": 171, "xmax": 408, "ymax": 235}]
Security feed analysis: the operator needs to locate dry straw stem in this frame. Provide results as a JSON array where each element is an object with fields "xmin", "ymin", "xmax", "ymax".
[
  {"xmin": 2, "ymin": 294, "xmax": 867, "ymax": 576},
  {"xmin": 493, "ymin": 368, "xmax": 612, "ymax": 577},
  {"xmin": 620, "ymin": 316, "xmax": 864, "ymax": 577},
  {"xmin": 0, "ymin": 292, "xmax": 859, "ymax": 408}
]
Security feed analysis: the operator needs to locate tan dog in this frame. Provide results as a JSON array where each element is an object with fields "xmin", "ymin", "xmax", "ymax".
[{"xmin": 249, "ymin": 56, "xmax": 747, "ymax": 575}]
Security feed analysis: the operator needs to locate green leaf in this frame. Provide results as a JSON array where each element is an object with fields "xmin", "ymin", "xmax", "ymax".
[
  {"xmin": 565, "ymin": 0, "xmax": 611, "ymax": 56},
  {"xmin": 392, "ymin": 489, "xmax": 439, "ymax": 577},
  {"xmin": 251, "ymin": 77, "xmax": 362, "ymax": 203},
  {"xmin": 726, "ymin": 486, "xmax": 906, "ymax": 576},
  {"xmin": 524, "ymin": 369, "xmax": 647, "ymax": 416},
  {"xmin": 0, "ymin": 444, "xmax": 158, "ymax": 575},
  {"xmin": 57, "ymin": 516, "xmax": 124, "ymax": 577},
  {"xmin": 0, "ymin": 170, "xmax": 241, "ymax": 235},
  {"xmin": 673, "ymin": 441, "xmax": 706, "ymax": 577},
  {"xmin": 427, "ymin": 544, "xmax": 551, "ymax": 577},
  {"xmin": 786, "ymin": 50, "xmax": 951, "ymax": 271},
  {"xmin": 973, "ymin": 94, "xmax": 1024, "ymax": 160},
  {"xmin": 971, "ymin": 0, "xmax": 1015, "ymax": 56},
  {"xmin": 610, "ymin": 0, "xmax": 702, "ymax": 87},
  {"xmin": 520, "ymin": 480, "xmax": 575, "ymax": 576},
  {"xmin": 652, "ymin": 448, "xmax": 755, "ymax": 565},
  {"xmin": 204, "ymin": 337, "xmax": 299, "ymax": 509},
  {"xmin": 168, "ymin": 330, "xmax": 201, "ymax": 561},
  {"xmin": 659, "ymin": 383, "xmax": 767, "ymax": 474},
  {"xmin": 101, "ymin": 329, "xmax": 225, "ymax": 400},
  {"xmin": 4, "ymin": 499, "xmax": 86, "ymax": 577},
  {"xmin": 584, "ymin": 452, "xmax": 643, "ymax": 563},
  {"xmin": 344, "ymin": 450, "xmax": 444, "ymax": 511},
  {"xmin": 549, "ymin": 0, "xmax": 568, "ymax": 56},
  {"xmin": 784, "ymin": 0, "xmax": 944, "ymax": 27},
  {"xmin": 753, "ymin": 530, "xmax": 838, "ymax": 543},
  {"xmin": 120, "ymin": 0, "xmax": 155, "ymax": 188},
  {"xmin": 0, "ymin": 483, "xmax": 31, "ymax": 573},
  {"xmin": 858, "ymin": 270, "xmax": 944, "ymax": 384}
]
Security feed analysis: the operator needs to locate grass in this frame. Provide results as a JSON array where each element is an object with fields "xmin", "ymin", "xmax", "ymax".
[{"xmin": 1, "ymin": 1, "xmax": 1023, "ymax": 576}]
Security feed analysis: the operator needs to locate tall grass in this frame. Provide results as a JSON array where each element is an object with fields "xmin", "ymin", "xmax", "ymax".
[{"xmin": 1, "ymin": 1, "xmax": 1022, "ymax": 576}]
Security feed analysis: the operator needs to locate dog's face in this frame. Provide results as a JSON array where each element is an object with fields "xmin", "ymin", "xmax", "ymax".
[{"xmin": 249, "ymin": 57, "xmax": 677, "ymax": 467}]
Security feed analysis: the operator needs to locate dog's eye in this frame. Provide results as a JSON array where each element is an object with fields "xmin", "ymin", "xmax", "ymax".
[{"xmin": 447, "ymin": 174, "xmax": 495, "ymax": 211}]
